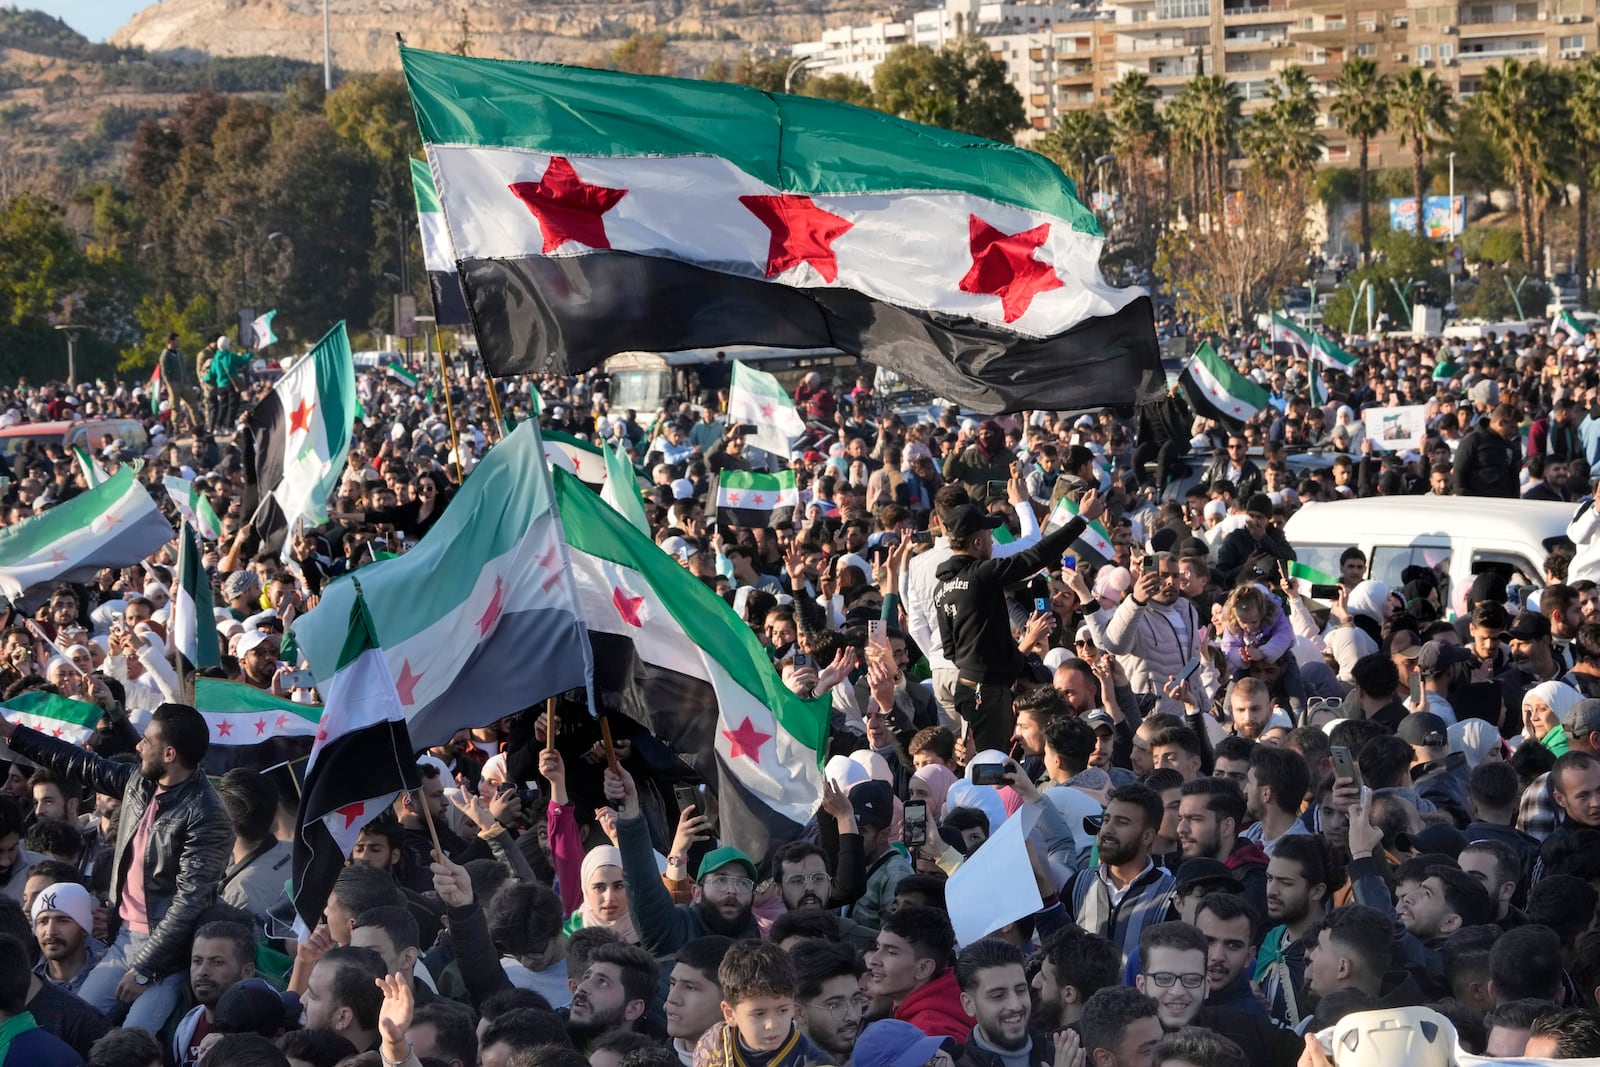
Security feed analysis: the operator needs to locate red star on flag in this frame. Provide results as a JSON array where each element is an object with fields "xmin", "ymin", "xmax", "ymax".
[
  {"xmin": 216, "ymin": 719, "xmax": 233, "ymax": 737},
  {"xmin": 508, "ymin": 157, "xmax": 629, "ymax": 253},
  {"xmin": 727, "ymin": 491, "xmax": 742, "ymax": 506},
  {"xmin": 739, "ymin": 194, "xmax": 854, "ymax": 283},
  {"xmin": 612, "ymin": 586, "xmax": 645, "ymax": 627},
  {"xmin": 275, "ymin": 714, "xmax": 290, "ymax": 730},
  {"xmin": 759, "ymin": 401, "xmax": 775, "ymax": 419},
  {"xmin": 254, "ymin": 717, "xmax": 268, "ymax": 736},
  {"xmin": 958, "ymin": 214, "xmax": 1064, "ymax": 323},
  {"xmin": 477, "ymin": 576, "xmax": 505, "ymax": 638},
  {"xmin": 536, "ymin": 545, "xmax": 564, "ymax": 593},
  {"xmin": 51, "ymin": 726, "xmax": 64, "ymax": 738},
  {"xmin": 335, "ymin": 802, "xmax": 368, "ymax": 829},
  {"xmin": 100, "ymin": 512, "xmax": 121, "ymax": 530},
  {"xmin": 315, "ymin": 724, "xmax": 328, "ymax": 745},
  {"xmin": 48, "ymin": 549, "xmax": 67, "ymax": 565},
  {"xmin": 721, "ymin": 716, "xmax": 773, "ymax": 762},
  {"xmin": 571, "ymin": 454, "xmax": 583, "ymax": 473},
  {"xmin": 753, "ymin": 493, "xmax": 765, "ymax": 506},
  {"xmin": 289, "ymin": 397, "xmax": 316, "ymax": 434},
  {"xmin": 395, "ymin": 659, "xmax": 424, "ymax": 706}
]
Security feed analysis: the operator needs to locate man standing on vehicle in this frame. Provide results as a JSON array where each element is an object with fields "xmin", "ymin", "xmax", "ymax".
[{"xmin": 1453, "ymin": 403, "xmax": 1521, "ymax": 498}]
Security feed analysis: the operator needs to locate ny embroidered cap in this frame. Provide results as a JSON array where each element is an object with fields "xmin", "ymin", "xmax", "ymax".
[
  {"xmin": 30, "ymin": 881, "xmax": 94, "ymax": 935},
  {"xmin": 696, "ymin": 845, "xmax": 758, "ymax": 884},
  {"xmin": 854, "ymin": 1020, "xmax": 947, "ymax": 1067}
]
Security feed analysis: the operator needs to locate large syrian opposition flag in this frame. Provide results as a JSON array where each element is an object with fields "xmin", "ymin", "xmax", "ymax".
[
  {"xmin": 411, "ymin": 154, "xmax": 472, "ymax": 326},
  {"xmin": 1043, "ymin": 496, "xmax": 1115, "ymax": 567},
  {"xmin": 1, "ymin": 691, "xmax": 101, "ymax": 745},
  {"xmin": 248, "ymin": 322, "xmax": 357, "ymax": 558},
  {"xmin": 729, "ymin": 360, "xmax": 806, "ymax": 459},
  {"xmin": 194, "ymin": 677, "xmax": 320, "ymax": 772},
  {"xmin": 555, "ymin": 467, "xmax": 831, "ymax": 861},
  {"xmin": 290, "ymin": 420, "xmax": 593, "ymax": 749},
  {"xmin": 163, "ymin": 476, "xmax": 223, "ymax": 541},
  {"xmin": 1551, "ymin": 309, "xmax": 1587, "ymax": 345},
  {"xmin": 291, "ymin": 588, "xmax": 421, "ymax": 930},
  {"xmin": 0, "ymin": 463, "xmax": 172, "ymax": 604},
  {"xmin": 716, "ymin": 470, "xmax": 798, "ymax": 529},
  {"xmin": 400, "ymin": 47, "xmax": 1158, "ymax": 415},
  {"xmin": 171, "ymin": 522, "xmax": 221, "ymax": 677},
  {"xmin": 1181, "ymin": 342, "xmax": 1268, "ymax": 429}
]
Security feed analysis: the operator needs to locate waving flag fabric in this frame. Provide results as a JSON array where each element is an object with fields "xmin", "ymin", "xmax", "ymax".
[
  {"xmin": 399, "ymin": 47, "xmax": 1158, "ymax": 414},
  {"xmin": 411, "ymin": 154, "xmax": 472, "ymax": 326}
]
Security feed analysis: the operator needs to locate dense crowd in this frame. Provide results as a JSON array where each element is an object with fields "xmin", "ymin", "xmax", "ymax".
[{"xmin": 2, "ymin": 319, "xmax": 1600, "ymax": 1067}]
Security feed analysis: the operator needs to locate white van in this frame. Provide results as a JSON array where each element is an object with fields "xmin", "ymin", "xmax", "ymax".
[{"xmin": 1281, "ymin": 496, "xmax": 1574, "ymax": 618}]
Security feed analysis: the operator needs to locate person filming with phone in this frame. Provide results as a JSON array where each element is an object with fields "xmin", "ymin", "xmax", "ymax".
[{"xmin": 933, "ymin": 489, "xmax": 1105, "ymax": 753}]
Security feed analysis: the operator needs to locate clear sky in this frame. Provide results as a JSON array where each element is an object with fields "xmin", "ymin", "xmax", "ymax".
[{"xmin": 23, "ymin": 1, "xmax": 149, "ymax": 42}]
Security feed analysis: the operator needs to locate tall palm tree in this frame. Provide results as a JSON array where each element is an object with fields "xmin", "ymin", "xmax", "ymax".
[
  {"xmin": 1389, "ymin": 68, "xmax": 1454, "ymax": 231},
  {"xmin": 1242, "ymin": 65, "xmax": 1323, "ymax": 175},
  {"xmin": 1108, "ymin": 71, "xmax": 1162, "ymax": 155},
  {"xmin": 1478, "ymin": 59, "xmax": 1555, "ymax": 270},
  {"xmin": 1570, "ymin": 56, "xmax": 1600, "ymax": 302},
  {"xmin": 1329, "ymin": 58, "xmax": 1390, "ymax": 261},
  {"xmin": 1174, "ymin": 74, "xmax": 1242, "ymax": 214},
  {"xmin": 1038, "ymin": 108, "xmax": 1113, "ymax": 194}
]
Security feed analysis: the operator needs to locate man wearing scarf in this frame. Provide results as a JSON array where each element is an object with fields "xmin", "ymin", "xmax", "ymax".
[{"xmin": 943, "ymin": 421, "xmax": 1015, "ymax": 505}]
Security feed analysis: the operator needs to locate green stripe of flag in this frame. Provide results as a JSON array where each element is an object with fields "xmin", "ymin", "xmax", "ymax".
[
  {"xmin": 0, "ymin": 465, "xmax": 146, "ymax": 563},
  {"xmin": 389, "ymin": 364, "xmax": 421, "ymax": 388},
  {"xmin": 410, "ymin": 155, "xmax": 441, "ymax": 214},
  {"xmin": 1, "ymin": 691, "xmax": 102, "ymax": 728},
  {"xmin": 400, "ymin": 47, "xmax": 1100, "ymax": 237},
  {"xmin": 718, "ymin": 470, "xmax": 797, "ymax": 493},
  {"xmin": 195, "ymin": 678, "xmax": 321, "ymax": 723}
]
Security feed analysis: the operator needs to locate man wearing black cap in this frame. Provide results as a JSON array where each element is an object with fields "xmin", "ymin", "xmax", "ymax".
[
  {"xmin": 1498, "ymin": 611, "xmax": 1567, "ymax": 709},
  {"xmin": 1213, "ymin": 494, "xmax": 1296, "ymax": 587},
  {"xmin": 1398, "ymin": 712, "xmax": 1471, "ymax": 825},
  {"xmin": 933, "ymin": 490, "xmax": 1105, "ymax": 753},
  {"xmin": 845, "ymin": 780, "xmax": 911, "ymax": 933},
  {"xmin": 1415, "ymin": 641, "xmax": 1472, "ymax": 726}
]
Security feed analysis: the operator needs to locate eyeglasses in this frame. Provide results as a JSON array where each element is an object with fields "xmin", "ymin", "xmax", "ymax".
[
  {"xmin": 1144, "ymin": 972, "xmax": 1205, "ymax": 989},
  {"xmin": 804, "ymin": 994, "xmax": 870, "ymax": 1021},
  {"xmin": 783, "ymin": 873, "xmax": 830, "ymax": 890},
  {"xmin": 703, "ymin": 874, "xmax": 754, "ymax": 894}
]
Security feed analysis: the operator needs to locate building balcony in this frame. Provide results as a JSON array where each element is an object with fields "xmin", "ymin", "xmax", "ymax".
[
  {"xmin": 1117, "ymin": 34, "xmax": 1196, "ymax": 50},
  {"xmin": 1457, "ymin": 39, "xmax": 1548, "ymax": 56}
]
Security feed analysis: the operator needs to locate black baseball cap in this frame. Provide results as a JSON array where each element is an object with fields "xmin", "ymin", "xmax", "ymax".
[{"xmin": 943, "ymin": 503, "xmax": 1003, "ymax": 540}]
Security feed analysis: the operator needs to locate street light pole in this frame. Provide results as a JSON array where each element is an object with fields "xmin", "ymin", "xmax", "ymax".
[
  {"xmin": 54, "ymin": 324, "xmax": 85, "ymax": 387},
  {"xmin": 785, "ymin": 56, "xmax": 824, "ymax": 93},
  {"xmin": 372, "ymin": 198, "xmax": 412, "ymax": 365}
]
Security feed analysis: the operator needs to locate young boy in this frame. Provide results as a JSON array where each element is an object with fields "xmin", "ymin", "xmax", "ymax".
[{"xmin": 693, "ymin": 941, "xmax": 836, "ymax": 1067}]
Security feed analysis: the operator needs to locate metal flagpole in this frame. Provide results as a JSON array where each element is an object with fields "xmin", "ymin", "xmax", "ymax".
[{"xmin": 433, "ymin": 325, "xmax": 464, "ymax": 483}]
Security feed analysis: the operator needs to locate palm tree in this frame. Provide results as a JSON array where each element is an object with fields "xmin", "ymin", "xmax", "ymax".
[
  {"xmin": 1037, "ymin": 108, "xmax": 1113, "ymax": 194},
  {"xmin": 1389, "ymin": 68, "xmax": 1454, "ymax": 232},
  {"xmin": 1173, "ymin": 74, "xmax": 1242, "ymax": 214},
  {"xmin": 1242, "ymin": 65, "xmax": 1323, "ymax": 175},
  {"xmin": 1478, "ymin": 59, "xmax": 1555, "ymax": 271},
  {"xmin": 1108, "ymin": 71, "xmax": 1162, "ymax": 155},
  {"xmin": 1570, "ymin": 56, "xmax": 1600, "ymax": 302},
  {"xmin": 1329, "ymin": 58, "xmax": 1390, "ymax": 261}
]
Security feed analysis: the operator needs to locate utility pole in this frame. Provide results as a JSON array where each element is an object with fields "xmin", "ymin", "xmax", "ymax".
[
  {"xmin": 54, "ymin": 324, "xmax": 85, "ymax": 387},
  {"xmin": 323, "ymin": 0, "xmax": 333, "ymax": 91}
]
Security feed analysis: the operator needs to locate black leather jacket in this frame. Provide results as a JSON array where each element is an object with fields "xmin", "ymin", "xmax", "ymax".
[{"xmin": 10, "ymin": 727, "xmax": 232, "ymax": 979}]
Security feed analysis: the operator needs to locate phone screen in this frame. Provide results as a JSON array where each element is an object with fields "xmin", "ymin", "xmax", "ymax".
[
  {"xmin": 1409, "ymin": 669, "xmax": 1424, "ymax": 707},
  {"xmin": 903, "ymin": 801, "xmax": 928, "ymax": 847}
]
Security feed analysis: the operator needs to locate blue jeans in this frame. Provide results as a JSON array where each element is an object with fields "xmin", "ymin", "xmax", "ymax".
[{"xmin": 76, "ymin": 927, "xmax": 184, "ymax": 1031}]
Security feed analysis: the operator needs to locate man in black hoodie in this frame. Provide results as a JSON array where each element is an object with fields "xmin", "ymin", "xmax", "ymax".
[{"xmin": 933, "ymin": 491, "xmax": 1103, "ymax": 752}]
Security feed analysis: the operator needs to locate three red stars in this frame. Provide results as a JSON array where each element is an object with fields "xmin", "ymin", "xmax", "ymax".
[
  {"xmin": 740, "ymin": 194, "xmax": 854, "ymax": 283},
  {"xmin": 958, "ymin": 213, "xmax": 1063, "ymax": 323},
  {"xmin": 509, "ymin": 157, "xmax": 629, "ymax": 253}
]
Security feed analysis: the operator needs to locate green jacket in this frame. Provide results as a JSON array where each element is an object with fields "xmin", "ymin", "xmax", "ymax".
[
  {"xmin": 617, "ymin": 813, "xmax": 757, "ymax": 958},
  {"xmin": 206, "ymin": 349, "xmax": 250, "ymax": 390}
]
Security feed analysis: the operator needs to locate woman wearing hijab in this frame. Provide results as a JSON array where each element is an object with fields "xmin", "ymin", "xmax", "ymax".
[
  {"xmin": 910, "ymin": 764, "xmax": 958, "ymax": 823},
  {"xmin": 562, "ymin": 845, "xmax": 639, "ymax": 943},
  {"xmin": 1524, "ymin": 680, "xmax": 1583, "ymax": 755}
]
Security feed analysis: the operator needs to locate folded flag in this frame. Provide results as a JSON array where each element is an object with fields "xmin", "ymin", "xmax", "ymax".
[
  {"xmin": 291, "ymin": 586, "xmax": 422, "ymax": 930},
  {"xmin": 163, "ymin": 475, "xmax": 223, "ymax": 541},
  {"xmin": 1551, "ymin": 309, "xmax": 1587, "ymax": 345},
  {"xmin": 290, "ymin": 420, "xmax": 593, "ymax": 749},
  {"xmin": 555, "ymin": 466, "xmax": 831, "ymax": 861},
  {"xmin": 400, "ymin": 46, "xmax": 1158, "ymax": 414},
  {"xmin": 171, "ymin": 521, "xmax": 221, "ymax": 677},
  {"xmin": 1286, "ymin": 561, "xmax": 1341, "ymax": 602},
  {"xmin": 600, "ymin": 441, "xmax": 650, "ymax": 536},
  {"xmin": 716, "ymin": 470, "xmax": 798, "ymax": 529},
  {"xmin": 0, "ymin": 691, "xmax": 101, "ymax": 745},
  {"xmin": 411, "ymin": 154, "xmax": 472, "ymax": 326},
  {"xmin": 544, "ymin": 430, "xmax": 608, "ymax": 490},
  {"xmin": 72, "ymin": 446, "xmax": 107, "ymax": 488},
  {"xmin": 251, "ymin": 309, "xmax": 279, "ymax": 350},
  {"xmin": 728, "ymin": 360, "xmax": 806, "ymax": 458},
  {"xmin": 1043, "ymin": 495, "xmax": 1116, "ymax": 568},
  {"xmin": 1272, "ymin": 314, "xmax": 1357, "ymax": 372},
  {"xmin": 0, "ymin": 463, "xmax": 172, "ymax": 604},
  {"xmin": 247, "ymin": 321, "xmax": 357, "ymax": 558},
  {"xmin": 1180, "ymin": 342, "xmax": 1268, "ymax": 429}
]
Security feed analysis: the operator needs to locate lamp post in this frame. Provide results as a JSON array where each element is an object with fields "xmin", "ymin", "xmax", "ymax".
[
  {"xmin": 54, "ymin": 324, "xmax": 85, "ymax": 387},
  {"xmin": 372, "ymin": 198, "xmax": 414, "ymax": 365},
  {"xmin": 785, "ymin": 55, "xmax": 825, "ymax": 93}
]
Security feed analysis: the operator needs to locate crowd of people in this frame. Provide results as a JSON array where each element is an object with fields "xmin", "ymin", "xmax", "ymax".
[{"xmin": 3, "ymin": 319, "xmax": 1600, "ymax": 1067}]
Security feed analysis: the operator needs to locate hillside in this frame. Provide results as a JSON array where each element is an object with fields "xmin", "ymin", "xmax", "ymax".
[{"xmin": 110, "ymin": 0, "xmax": 878, "ymax": 76}]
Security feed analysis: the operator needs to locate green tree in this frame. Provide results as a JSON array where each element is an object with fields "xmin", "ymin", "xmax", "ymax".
[
  {"xmin": 872, "ymin": 37, "xmax": 1024, "ymax": 143},
  {"xmin": 1569, "ymin": 56, "xmax": 1600, "ymax": 303},
  {"xmin": 611, "ymin": 33, "xmax": 672, "ymax": 76},
  {"xmin": 119, "ymin": 292, "xmax": 219, "ymax": 372},
  {"xmin": 1476, "ymin": 59, "xmax": 1556, "ymax": 272},
  {"xmin": 1169, "ymin": 74, "xmax": 1241, "ymax": 212},
  {"xmin": 1388, "ymin": 68, "xmax": 1454, "ymax": 231},
  {"xmin": 1035, "ymin": 108, "xmax": 1112, "ymax": 192},
  {"xmin": 1107, "ymin": 71, "xmax": 1161, "ymax": 155},
  {"xmin": 705, "ymin": 54, "xmax": 791, "ymax": 92},
  {"xmin": 801, "ymin": 73, "xmax": 874, "ymax": 108},
  {"xmin": 1241, "ymin": 65, "xmax": 1323, "ymax": 176},
  {"xmin": 1329, "ymin": 58, "xmax": 1390, "ymax": 262}
]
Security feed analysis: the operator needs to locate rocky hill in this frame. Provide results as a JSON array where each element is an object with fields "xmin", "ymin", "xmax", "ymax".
[{"xmin": 109, "ymin": 0, "xmax": 887, "ymax": 76}]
